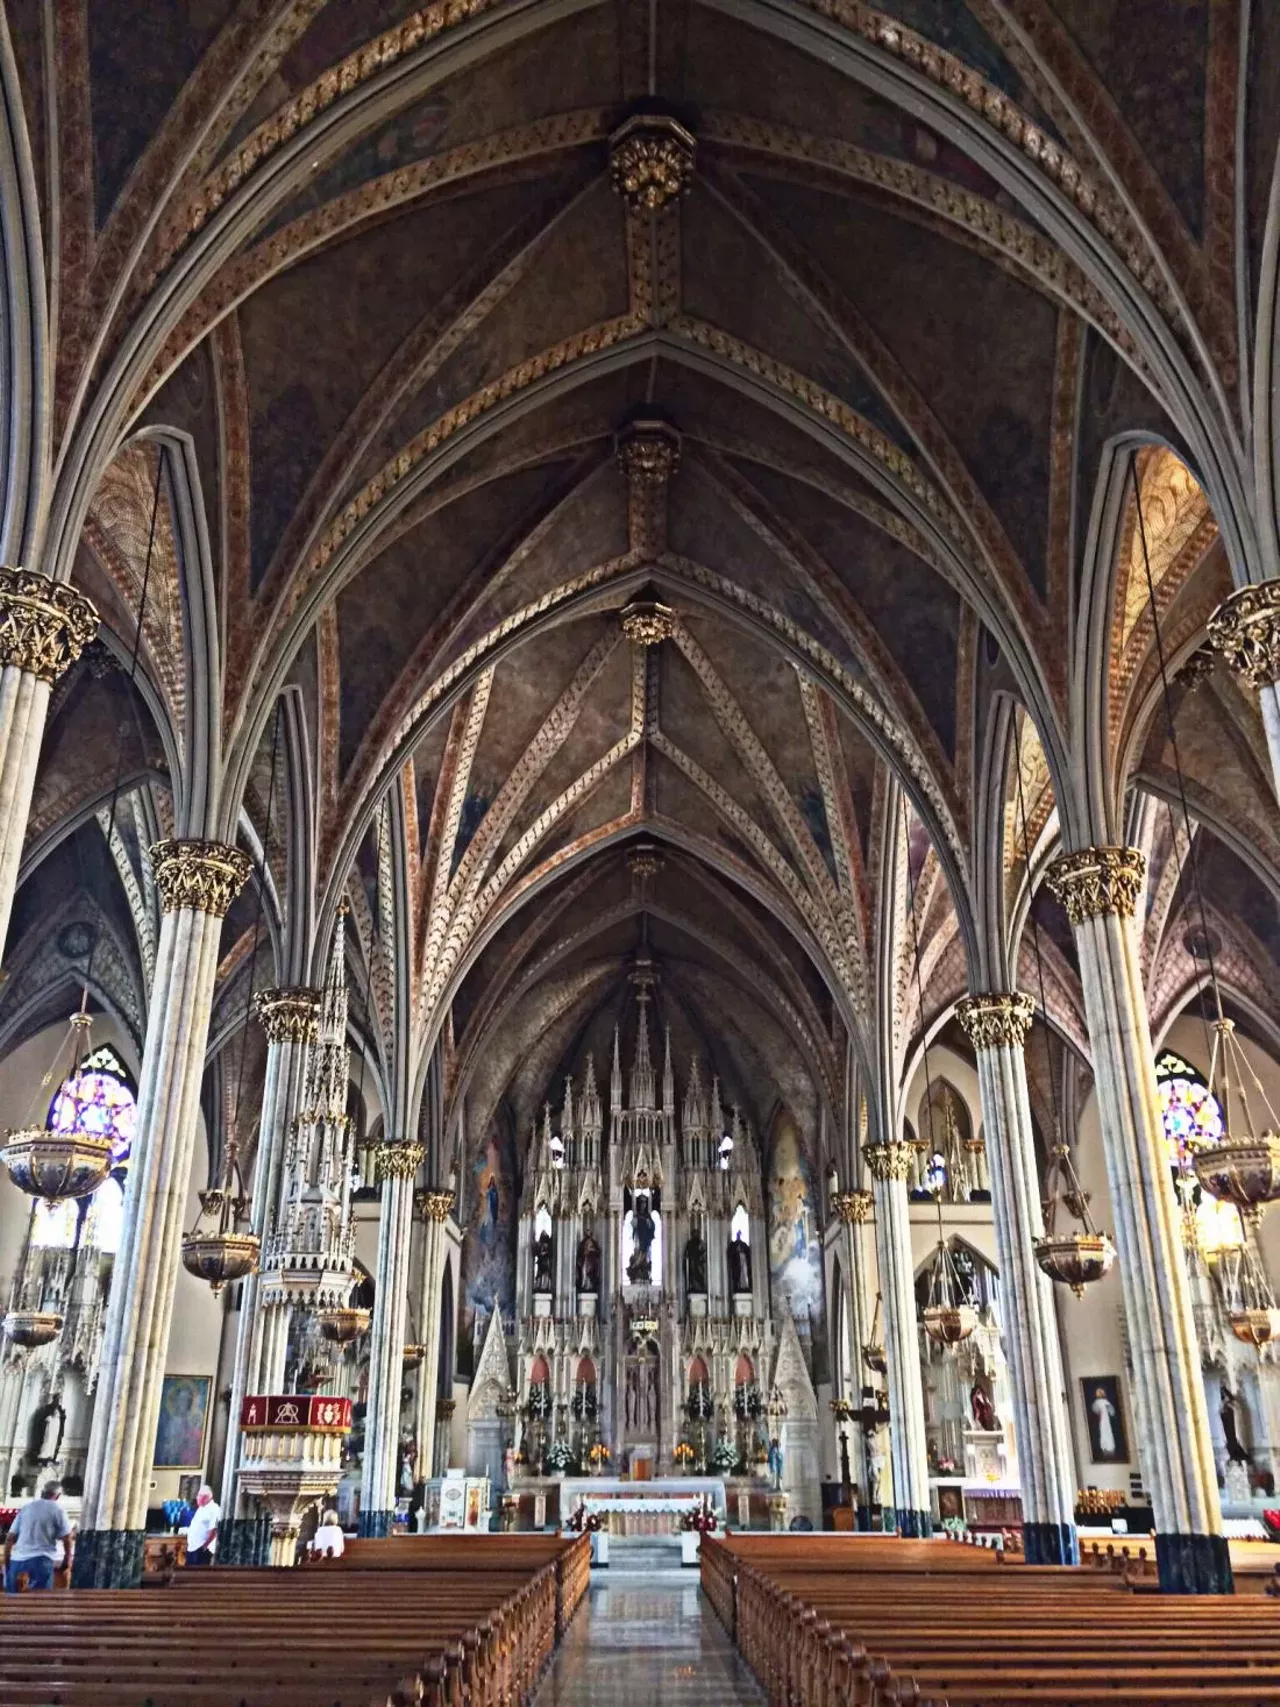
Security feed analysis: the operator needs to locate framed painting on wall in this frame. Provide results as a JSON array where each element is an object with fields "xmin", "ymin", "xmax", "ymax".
[
  {"xmin": 153, "ymin": 1374, "xmax": 212, "ymax": 1470},
  {"xmin": 1081, "ymin": 1375, "xmax": 1129, "ymax": 1464}
]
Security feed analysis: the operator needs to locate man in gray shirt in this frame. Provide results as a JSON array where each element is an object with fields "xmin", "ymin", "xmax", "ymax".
[{"xmin": 4, "ymin": 1481, "xmax": 72, "ymax": 1592}]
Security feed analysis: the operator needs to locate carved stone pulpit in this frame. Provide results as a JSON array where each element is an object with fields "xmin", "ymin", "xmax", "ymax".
[{"xmin": 236, "ymin": 1394, "xmax": 353, "ymax": 1565}]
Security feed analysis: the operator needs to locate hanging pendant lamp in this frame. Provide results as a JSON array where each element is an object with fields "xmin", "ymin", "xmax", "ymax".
[
  {"xmin": 181, "ymin": 1136, "xmax": 259, "ymax": 1293},
  {"xmin": 1034, "ymin": 1143, "xmax": 1117, "ymax": 1297},
  {"xmin": 921, "ymin": 1192, "xmax": 976, "ymax": 1346},
  {"xmin": 1190, "ymin": 1019, "xmax": 1280, "ymax": 1217}
]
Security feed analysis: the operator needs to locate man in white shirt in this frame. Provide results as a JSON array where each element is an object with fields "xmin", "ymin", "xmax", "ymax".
[
  {"xmin": 185, "ymin": 1485, "xmax": 219, "ymax": 1567},
  {"xmin": 4, "ymin": 1481, "xmax": 72, "ymax": 1592}
]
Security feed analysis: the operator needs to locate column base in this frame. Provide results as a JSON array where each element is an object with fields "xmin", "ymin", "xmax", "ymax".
[
  {"xmin": 357, "ymin": 1509, "xmax": 394, "ymax": 1538},
  {"xmin": 896, "ymin": 1508, "xmax": 933, "ymax": 1538},
  {"xmin": 218, "ymin": 1515, "xmax": 272, "ymax": 1566},
  {"xmin": 71, "ymin": 1529, "xmax": 145, "ymax": 1588},
  {"xmin": 1022, "ymin": 1521, "xmax": 1079, "ymax": 1566},
  {"xmin": 1155, "ymin": 1531, "xmax": 1234, "ymax": 1594}
]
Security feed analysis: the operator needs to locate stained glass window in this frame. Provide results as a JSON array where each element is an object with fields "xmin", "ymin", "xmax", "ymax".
[
  {"xmin": 32, "ymin": 1046, "xmax": 136, "ymax": 1252},
  {"xmin": 1155, "ymin": 1050, "xmax": 1238, "ymax": 1253}
]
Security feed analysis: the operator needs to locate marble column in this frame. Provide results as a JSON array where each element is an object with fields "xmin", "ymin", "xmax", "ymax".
[
  {"xmin": 1046, "ymin": 846, "xmax": 1230, "ymax": 1593},
  {"xmin": 863, "ymin": 1142, "xmax": 932, "ymax": 1537},
  {"xmin": 219, "ymin": 987, "xmax": 319, "ymax": 1528},
  {"xmin": 412, "ymin": 1188, "xmax": 454, "ymax": 1484},
  {"xmin": 956, "ymin": 993, "xmax": 1079, "ymax": 1565},
  {"xmin": 73, "ymin": 839, "xmax": 251, "ymax": 1587},
  {"xmin": 0, "ymin": 567, "xmax": 97, "ymax": 959},
  {"xmin": 359, "ymin": 1140, "xmax": 422, "ymax": 1535}
]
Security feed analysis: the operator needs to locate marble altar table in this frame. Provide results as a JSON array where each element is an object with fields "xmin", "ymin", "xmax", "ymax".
[{"xmin": 558, "ymin": 1476, "xmax": 727, "ymax": 1535}]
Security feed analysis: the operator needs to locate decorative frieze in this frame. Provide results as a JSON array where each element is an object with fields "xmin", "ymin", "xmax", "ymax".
[
  {"xmin": 832, "ymin": 1189, "xmax": 874, "ymax": 1224},
  {"xmin": 956, "ymin": 991, "xmax": 1036, "ymax": 1052},
  {"xmin": 0, "ymin": 567, "xmax": 99, "ymax": 684},
  {"xmin": 253, "ymin": 986, "xmax": 321, "ymax": 1046},
  {"xmin": 608, "ymin": 113, "xmax": 696, "ymax": 212},
  {"xmin": 1045, "ymin": 846, "xmax": 1146, "ymax": 925},
  {"xmin": 1207, "ymin": 581, "xmax": 1280, "ymax": 688},
  {"xmin": 374, "ymin": 1141, "xmax": 426, "ymax": 1182},
  {"xmin": 862, "ymin": 1141, "xmax": 915, "ymax": 1182},
  {"xmin": 149, "ymin": 839, "xmax": 253, "ymax": 918}
]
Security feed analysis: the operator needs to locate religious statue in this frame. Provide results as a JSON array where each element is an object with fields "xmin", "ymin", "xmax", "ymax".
[
  {"xmin": 30, "ymin": 1401, "xmax": 64, "ymax": 1469},
  {"xmin": 398, "ymin": 1433, "xmax": 416, "ymax": 1496},
  {"xmin": 728, "ymin": 1231, "xmax": 752, "ymax": 1295},
  {"xmin": 683, "ymin": 1228, "xmax": 708, "ymax": 1296},
  {"xmin": 628, "ymin": 1195, "xmax": 656, "ymax": 1284},
  {"xmin": 503, "ymin": 1443, "xmax": 518, "ymax": 1490},
  {"xmin": 576, "ymin": 1233, "xmax": 601, "ymax": 1295},
  {"xmin": 767, "ymin": 1436, "xmax": 784, "ymax": 1491},
  {"xmin": 1221, "ymin": 1387, "xmax": 1251, "ymax": 1467},
  {"xmin": 533, "ymin": 1229, "xmax": 554, "ymax": 1293},
  {"xmin": 969, "ymin": 1379, "xmax": 998, "ymax": 1433}
]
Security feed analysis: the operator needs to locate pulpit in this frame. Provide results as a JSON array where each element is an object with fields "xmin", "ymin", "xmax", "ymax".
[{"xmin": 236, "ymin": 1394, "xmax": 352, "ymax": 1566}]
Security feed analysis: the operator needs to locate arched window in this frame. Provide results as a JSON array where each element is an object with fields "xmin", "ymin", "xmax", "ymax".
[
  {"xmin": 33, "ymin": 1046, "xmax": 136, "ymax": 1253},
  {"xmin": 1155, "ymin": 1050, "xmax": 1238, "ymax": 1252}
]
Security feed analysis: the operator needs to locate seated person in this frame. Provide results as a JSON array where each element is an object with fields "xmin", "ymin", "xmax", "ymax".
[{"xmin": 310, "ymin": 1508, "xmax": 345, "ymax": 1557}]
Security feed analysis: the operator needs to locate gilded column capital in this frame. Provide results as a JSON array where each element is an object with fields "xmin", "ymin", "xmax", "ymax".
[
  {"xmin": 956, "ymin": 991, "xmax": 1036, "ymax": 1052},
  {"xmin": 833, "ymin": 1189, "xmax": 874, "ymax": 1225},
  {"xmin": 862, "ymin": 1141, "xmax": 915, "ymax": 1183},
  {"xmin": 1207, "ymin": 579, "xmax": 1280, "ymax": 687},
  {"xmin": 620, "ymin": 599, "xmax": 677, "ymax": 646},
  {"xmin": 253, "ymin": 986, "xmax": 321, "ymax": 1045},
  {"xmin": 608, "ymin": 113, "xmax": 696, "ymax": 211},
  {"xmin": 149, "ymin": 839, "xmax": 253, "ymax": 917},
  {"xmin": 374, "ymin": 1141, "xmax": 426, "ymax": 1183},
  {"xmin": 0, "ymin": 566, "xmax": 98, "ymax": 684},
  {"xmin": 415, "ymin": 1187, "xmax": 455, "ymax": 1223},
  {"xmin": 1045, "ymin": 845, "xmax": 1145, "ymax": 925}
]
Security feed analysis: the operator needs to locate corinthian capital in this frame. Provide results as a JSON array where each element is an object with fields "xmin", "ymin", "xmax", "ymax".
[
  {"xmin": 956, "ymin": 992, "xmax": 1035, "ymax": 1052},
  {"xmin": 149, "ymin": 839, "xmax": 253, "ymax": 917},
  {"xmin": 832, "ymin": 1189, "xmax": 874, "ymax": 1224},
  {"xmin": 375, "ymin": 1141, "xmax": 426, "ymax": 1182},
  {"xmin": 253, "ymin": 986, "xmax": 321, "ymax": 1046},
  {"xmin": 1045, "ymin": 845, "xmax": 1145, "ymax": 925},
  {"xmin": 1207, "ymin": 580, "xmax": 1280, "ymax": 687},
  {"xmin": 416, "ymin": 1188, "xmax": 455, "ymax": 1223},
  {"xmin": 862, "ymin": 1141, "xmax": 914, "ymax": 1183},
  {"xmin": 0, "ymin": 567, "xmax": 98, "ymax": 684}
]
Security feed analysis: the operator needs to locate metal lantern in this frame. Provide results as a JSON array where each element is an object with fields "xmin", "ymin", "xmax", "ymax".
[
  {"xmin": 318, "ymin": 1305, "xmax": 370, "ymax": 1345},
  {"xmin": 0, "ymin": 1126, "xmax": 114, "ymax": 1203},
  {"xmin": 181, "ymin": 1138, "xmax": 259, "ymax": 1295},
  {"xmin": 1034, "ymin": 1231, "xmax": 1116, "ymax": 1298},
  {"xmin": 3, "ymin": 1310, "xmax": 63, "ymax": 1349},
  {"xmin": 921, "ymin": 1302, "xmax": 978, "ymax": 1346}
]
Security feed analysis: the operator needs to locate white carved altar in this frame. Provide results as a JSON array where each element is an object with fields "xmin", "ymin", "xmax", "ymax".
[{"xmin": 558, "ymin": 1475, "xmax": 726, "ymax": 1535}]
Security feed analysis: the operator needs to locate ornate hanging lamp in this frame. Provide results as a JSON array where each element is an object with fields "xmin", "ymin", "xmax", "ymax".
[
  {"xmin": 1189, "ymin": 1018, "xmax": 1280, "ymax": 1219},
  {"xmin": 3, "ymin": 1200, "xmax": 65, "ymax": 1349},
  {"xmin": 181, "ymin": 1136, "xmax": 259, "ymax": 1293},
  {"xmin": 317, "ymin": 1297, "xmax": 371, "ymax": 1345},
  {"xmin": 921, "ymin": 1192, "xmax": 976, "ymax": 1346},
  {"xmin": 1212, "ymin": 1212, "xmax": 1280, "ymax": 1347}
]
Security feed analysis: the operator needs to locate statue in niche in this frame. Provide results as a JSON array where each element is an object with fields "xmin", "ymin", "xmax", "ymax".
[
  {"xmin": 30, "ymin": 1401, "xmax": 65, "ymax": 1468},
  {"xmin": 628, "ymin": 1195, "xmax": 655, "ymax": 1284},
  {"xmin": 728, "ymin": 1231, "xmax": 752, "ymax": 1295},
  {"xmin": 683, "ymin": 1228, "xmax": 708, "ymax": 1296},
  {"xmin": 1221, "ymin": 1387, "xmax": 1251, "ymax": 1466},
  {"xmin": 969, "ymin": 1379, "xmax": 998, "ymax": 1433},
  {"xmin": 532, "ymin": 1230, "xmax": 554, "ymax": 1293},
  {"xmin": 575, "ymin": 1233, "xmax": 601, "ymax": 1295}
]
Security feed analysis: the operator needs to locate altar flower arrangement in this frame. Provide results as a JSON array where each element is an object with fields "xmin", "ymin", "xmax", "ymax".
[
  {"xmin": 566, "ymin": 1502, "xmax": 602, "ymax": 1533},
  {"xmin": 545, "ymin": 1438, "xmax": 574, "ymax": 1475},
  {"xmin": 587, "ymin": 1442, "xmax": 611, "ymax": 1471},
  {"xmin": 680, "ymin": 1505, "xmax": 718, "ymax": 1534},
  {"xmin": 711, "ymin": 1437, "xmax": 738, "ymax": 1474},
  {"xmin": 673, "ymin": 1441, "xmax": 696, "ymax": 1467}
]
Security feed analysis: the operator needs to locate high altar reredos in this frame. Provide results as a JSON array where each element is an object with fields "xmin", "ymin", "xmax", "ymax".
[{"xmin": 463, "ymin": 956, "xmax": 820, "ymax": 1525}]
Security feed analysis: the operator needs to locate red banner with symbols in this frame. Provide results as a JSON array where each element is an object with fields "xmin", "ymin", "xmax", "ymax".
[{"xmin": 240, "ymin": 1394, "xmax": 352, "ymax": 1432}]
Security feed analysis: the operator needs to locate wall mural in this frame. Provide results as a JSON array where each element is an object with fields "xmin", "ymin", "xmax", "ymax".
[
  {"xmin": 768, "ymin": 1109, "xmax": 826, "ymax": 1381},
  {"xmin": 461, "ymin": 1117, "xmax": 516, "ymax": 1355}
]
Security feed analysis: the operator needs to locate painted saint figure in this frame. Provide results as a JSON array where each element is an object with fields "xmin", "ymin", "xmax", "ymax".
[{"xmin": 1090, "ymin": 1384, "xmax": 1118, "ymax": 1457}]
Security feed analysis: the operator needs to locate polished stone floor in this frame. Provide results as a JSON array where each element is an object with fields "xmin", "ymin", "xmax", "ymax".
[{"xmin": 535, "ymin": 1577, "xmax": 766, "ymax": 1704}]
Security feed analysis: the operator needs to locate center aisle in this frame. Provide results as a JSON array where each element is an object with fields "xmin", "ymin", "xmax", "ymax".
[{"xmin": 535, "ymin": 1577, "xmax": 766, "ymax": 1705}]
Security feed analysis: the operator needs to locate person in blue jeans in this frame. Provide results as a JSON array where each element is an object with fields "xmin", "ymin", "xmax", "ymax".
[{"xmin": 4, "ymin": 1481, "xmax": 72, "ymax": 1592}]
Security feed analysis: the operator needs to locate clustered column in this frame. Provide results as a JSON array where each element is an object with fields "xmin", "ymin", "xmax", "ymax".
[
  {"xmin": 74, "ymin": 839, "xmax": 252, "ymax": 1588},
  {"xmin": 957, "ymin": 992, "xmax": 1079, "ymax": 1565},
  {"xmin": 219, "ymin": 986, "xmax": 320, "ymax": 1530},
  {"xmin": 0, "ymin": 567, "xmax": 97, "ymax": 958},
  {"xmin": 412, "ymin": 1188, "xmax": 455, "ymax": 1484},
  {"xmin": 832, "ymin": 1188, "xmax": 875, "ymax": 1516},
  {"xmin": 1047, "ymin": 846, "xmax": 1230, "ymax": 1593},
  {"xmin": 360, "ymin": 1140, "xmax": 423, "ymax": 1534},
  {"xmin": 863, "ymin": 1141, "xmax": 932, "ymax": 1537}
]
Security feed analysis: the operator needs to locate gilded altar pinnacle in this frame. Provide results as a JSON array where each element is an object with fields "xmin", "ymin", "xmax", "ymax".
[
  {"xmin": 149, "ymin": 839, "xmax": 253, "ymax": 917},
  {"xmin": 956, "ymin": 992, "xmax": 1036, "ymax": 1052},
  {"xmin": 0, "ymin": 567, "xmax": 99, "ymax": 684},
  {"xmin": 1045, "ymin": 845, "xmax": 1146, "ymax": 925},
  {"xmin": 608, "ymin": 113, "xmax": 696, "ymax": 212}
]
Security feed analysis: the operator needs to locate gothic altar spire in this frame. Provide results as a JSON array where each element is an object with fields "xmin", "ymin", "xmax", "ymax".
[{"xmin": 662, "ymin": 1024, "xmax": 675, "ymax": 1115}]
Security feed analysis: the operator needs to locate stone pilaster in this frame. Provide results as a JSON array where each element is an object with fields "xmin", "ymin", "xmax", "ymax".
[
  {"xmin": 956, "ymin": 992, "xmax": 1079, "ymax": 1565},
  {"xmin": 0, "ymin": 568, "xmax": 97, "ymax": 959},
  {"xmin": 74, "ymin": 840, "xmax": 251, "ymax": 1587},
  {"xmin": 412, "ymin": 1188, "xmax": 455, "ymax": 1483},
  {"xmin": 359, "ymin": 1140, "xmax": 423, "ymax": 1533},
  {"xmin": 862, "ymin": 1142, "xmax": 932, "ymax": 1537},
  {"xmin": 219, "ymin": 986, "xmax": 320, "ymax": 1513},
  {"xmin": 1046, "ymin": 846, "xmax": 1230, "ymax": 1593}
]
